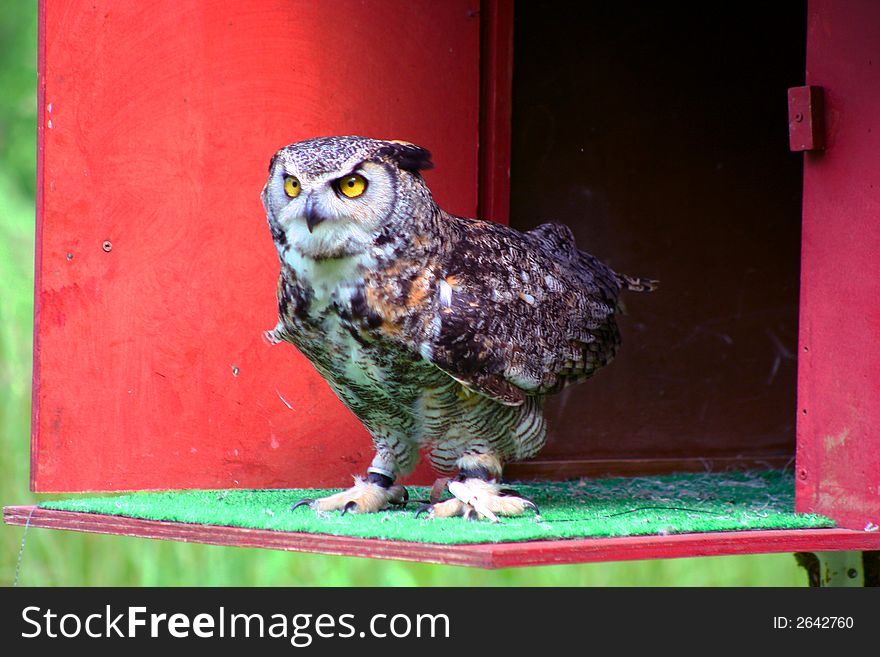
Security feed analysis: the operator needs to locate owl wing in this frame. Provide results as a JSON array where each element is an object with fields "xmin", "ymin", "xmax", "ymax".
[{"xmin": 420, "ymin": 220, "xmax": 626, "ymax": 406}]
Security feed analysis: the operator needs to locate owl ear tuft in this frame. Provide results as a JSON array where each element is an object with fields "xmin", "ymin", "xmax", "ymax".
[{"xmin": 376, "ymin": 140, "xmax": 434, "ymax": 173}]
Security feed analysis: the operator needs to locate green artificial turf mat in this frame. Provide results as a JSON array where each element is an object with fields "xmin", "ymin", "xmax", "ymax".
[{"xmin": 40, "ymin": 470, "xmax": 833, "ymax": 544}]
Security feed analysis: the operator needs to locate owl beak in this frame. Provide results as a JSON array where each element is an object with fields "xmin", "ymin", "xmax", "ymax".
[{"xmin": 304, "ymin": 196, "xmax": 327, "ymax": 233}]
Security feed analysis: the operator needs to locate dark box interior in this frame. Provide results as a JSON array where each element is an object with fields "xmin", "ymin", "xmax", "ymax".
[{"xmin": 506, "ymin": 2, "xmax": 807, "ymax": 479}]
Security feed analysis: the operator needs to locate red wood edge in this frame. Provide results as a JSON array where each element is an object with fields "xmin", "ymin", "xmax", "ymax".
[
  {"xmin": 6, "ymin": 506, "xmax": 880, "ymax": 569},
  {"xmin": 478, "ymin": 0, "xmax": 514, "ymax": 224},
  {"xmin": 30, "ymin": 0, "xmax": 47, "ymax": 493}
]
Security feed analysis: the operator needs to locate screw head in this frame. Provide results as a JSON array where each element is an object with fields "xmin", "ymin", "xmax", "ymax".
[
  {"xmin": 102, "ymin": 240, "xmax": 112, "ymax": 252},
  {"xmin": 847, "ymin": 568, "xmax": 858, "ymax": 579},
  {"xmin": 795, "ymin": 112, "xmax": 804, "ymax": 123}
]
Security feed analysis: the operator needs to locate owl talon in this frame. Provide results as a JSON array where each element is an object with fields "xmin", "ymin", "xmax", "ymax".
[
  {"xmin": 498, "ymin": 490, "xmax": 541, "ymax": 519},
  {"xmin": 522, "ymin": 499, "xmax": 541, "ymax": 520},
  {"xmin": 414, "ymin": 497, "xmax": 469, "ymax": 519},
  {"xmin": 417, "ymin": 499, "xmax": 485, "ymax": 521},
  {"xmin": 290, "ymin": 498, "xmax": 316, "ymax": 512},
  {"xmin": 387, "ymin": 485, "xmax": 409, "ymax": 507}
]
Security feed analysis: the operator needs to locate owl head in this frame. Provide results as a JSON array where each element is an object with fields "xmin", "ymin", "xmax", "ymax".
[{"xmin": 263, "ymin": 136, "xmax": 434, "ymax": 259}]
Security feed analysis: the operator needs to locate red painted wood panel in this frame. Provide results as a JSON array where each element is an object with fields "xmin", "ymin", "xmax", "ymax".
[
  {"xmin": 796, "ymin": 0, "xmax": 880, "ymax": 529},
  {"xmin": 33, "ymin": 0, "xmax": 481, "ymax": 491},
  {"xmin": 7, "ymin": 506, "xmax": 880, "ymax": 568}
]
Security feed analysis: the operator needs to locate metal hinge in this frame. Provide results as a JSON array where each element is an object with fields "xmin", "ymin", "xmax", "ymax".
[{"xmin": 788, "ymin": 85, "xmax": 825, "ymax": 152}]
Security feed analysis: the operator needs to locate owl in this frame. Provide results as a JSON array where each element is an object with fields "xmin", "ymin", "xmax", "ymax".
[{"xmin": 262, "ymin": 136, "xmax": 655, "ymax": 521}]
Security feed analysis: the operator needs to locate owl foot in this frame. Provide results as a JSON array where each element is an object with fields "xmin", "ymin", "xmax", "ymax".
[
  {"xmin": 290, "ymin": 477, "xmax": 408, "ymax": 515},
  {"xmin": 414, "ymin": 478, "xmax": 540, "ymax": 522}
]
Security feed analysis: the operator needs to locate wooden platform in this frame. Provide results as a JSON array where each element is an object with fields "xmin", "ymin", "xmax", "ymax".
[{"xmin": 6, "ymin": 506, "xmax": 880, "ymax": 569}]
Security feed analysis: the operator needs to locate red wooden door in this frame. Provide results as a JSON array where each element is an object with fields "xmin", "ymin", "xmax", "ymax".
[
  {"xmin": 796, "ymin": 0, "xmax": 880, "ymax": 529},
  {"xmin": 33, "ymin": 0, "xmax": 481, "ymax": 491}
]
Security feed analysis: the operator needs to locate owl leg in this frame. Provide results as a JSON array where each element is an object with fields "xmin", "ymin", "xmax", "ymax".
[
  {"xmin": 290, "ymin": 472, "xmax": 409, "ymax": 515},
  {"xmin": 416, "ymin": 454, "xmax": 541, "ymax": 522}
]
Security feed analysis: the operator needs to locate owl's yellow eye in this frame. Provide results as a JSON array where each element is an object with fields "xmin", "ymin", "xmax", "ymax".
[
  {"xmin": 337, "ymin": 174, "xmax": 367, "ymax": 199},
  {"xmin": 283, "ymin": 176, "xmax": 301, "ymax": 198}
]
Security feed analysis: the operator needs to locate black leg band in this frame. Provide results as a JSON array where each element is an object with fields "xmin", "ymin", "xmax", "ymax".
[
  {"xmin": 367, "ymin": 472, "xmax": 394, "ymax": 489},
  {"xmin": 457, "ymin": 465, "xmax": 497, "ymax": 482}
]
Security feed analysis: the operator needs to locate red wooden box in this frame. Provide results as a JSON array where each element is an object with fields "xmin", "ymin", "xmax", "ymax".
[{"xmin": 10, "ymin": 0, "xmax": 880, "ymax": 566}]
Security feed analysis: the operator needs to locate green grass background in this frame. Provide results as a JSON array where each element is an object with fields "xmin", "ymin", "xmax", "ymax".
[{"xmin": 0, "ymin": 3, "xmax": 808, "ymax": 586}]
